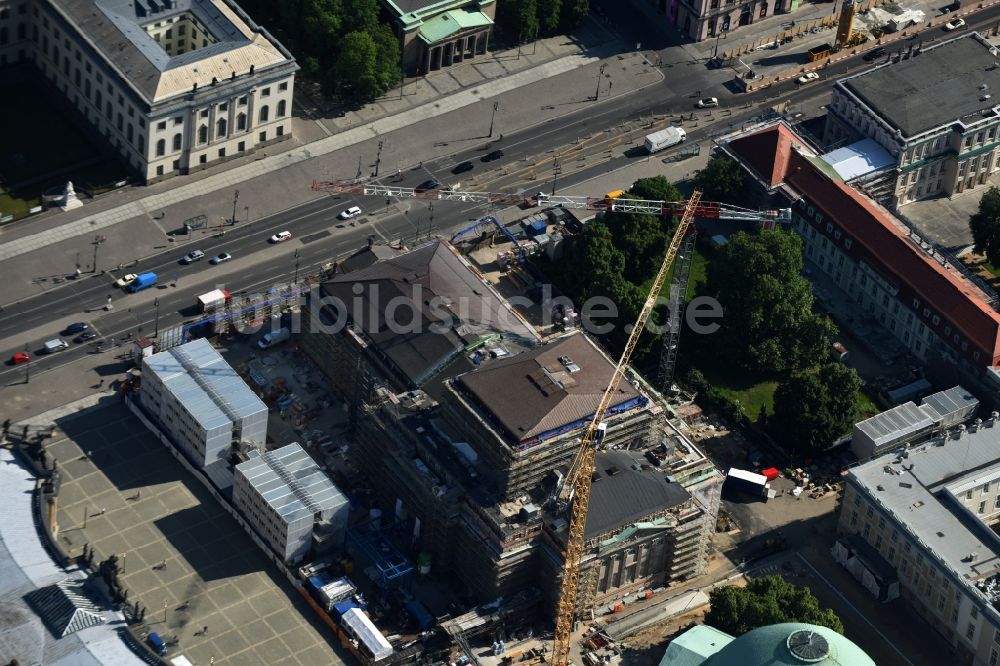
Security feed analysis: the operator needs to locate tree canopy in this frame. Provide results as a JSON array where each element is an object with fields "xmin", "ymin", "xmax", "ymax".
[
  {"xmin": 694, "ymin": 155, "xmax": 746, "ymax": 202},
  {"xmin": 497, "ymin": 0, "xmax": 589, "ymax": 40},
  {"xmin": 970, "ymin": 186, "xmax": 1000, "ymax": 266},
  {"xmin": 771, "ymin": 363, "xmax": 861, "ymax": 452},
  {"xmin": 238, "ymin": 0, "xmax": 400, "ymax": 100},
  {"xmin": 705, "ymin": 229, "xmax": 836, "ymax": 374},
  {"xmin": 705, "ymin": 576, "xmax": 845, "ymax": 637}
]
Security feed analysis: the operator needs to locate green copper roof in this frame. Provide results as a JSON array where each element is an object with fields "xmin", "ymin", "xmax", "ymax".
[
  {"xmin": 659, "ymin": 625, "xmax": 733, "ymax": 666},
  {"xmin": 708, "ymin": 623, "xmax": 875, "ymax": 666},
  {"xmin": 418, "ymin": 9, "xmax": 493, "ymax": 44}
]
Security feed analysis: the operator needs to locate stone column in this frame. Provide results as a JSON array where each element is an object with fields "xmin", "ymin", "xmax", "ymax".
[{"xmin": 425, "ymin": 46, "xmax": 432, "ymax": 74}]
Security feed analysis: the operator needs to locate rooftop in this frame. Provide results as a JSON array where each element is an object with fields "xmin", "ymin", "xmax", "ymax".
[
  {"xmin": 586, "ymin": 450, "xmax": 691, "ymax": 539},
  {"xmin": 819, "ymin": 138, "xmax": 895, "ymax": 181},
  {"xmin": 320, "ymin": 240, "xmax": 540, "ymax": 388},
  {"xmin": 854, "ymin": 401, "xmax": 936, "ymax": 450},
  {"xmin": 236, "ymin": 443, "xmax": 348, "ymax": 524},
  {"xmin": 841, "ymin": 33, "xmax": 1000, "ymax": 138},
  {"xmin": 848, "ymin": 420, "xmax": 1000, "ymax": 588},
  {"xmin": 455, "ymin": 332, "xmax": 643, "ymax": 445},
  {"xmin": 725, "ymin": 121, "xmax": 1000, "ymax": 366},
  {"xmin": 52, "ymin": 0, "xmax": 295, "ymax": 103},
  {"xmin": 143, "ymin": 337, "xmax": 267, "ymax": 433}
]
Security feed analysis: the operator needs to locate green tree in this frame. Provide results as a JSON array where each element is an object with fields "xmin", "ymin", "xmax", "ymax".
[
  {"xmin": 558, "ymin": 221, "xmax": 625, "ymax": 304},
  {"xmin": 706, "ymin": 229, "xmax": 836, "ymax": 374},
  {"xmin": 341, "ymin": 0, "xmax": 378, "ymax": 34},
  {"xmin": 334, "ymin": 31, "xmax": 379, "ymax": 99},
  {"xmin": 371, "ymin": 24, "xmax": 403, "ymax": 92},
  {"xmin": 498, "ymin": 0, "xmax": 540, "ymax": 42},
  {"xmin": 559, "ymin": 0, "xmax": 589, "ymax": 30},
  {"xmin": 706, "ymin": 576, "xmax": 844, "ymax": 637},
  {"xmin": 627, "ymin": 175, "xmax": 682, "ymax": 204},
  {"xmin": 771, "ymin": 363, "xmax": 861, "ymax": 453},
  {"xmin": 970, "ymin": 186, "xmax": 1000, "ymax": 266},
  {"xmin": 694, "ymin": 155, "xmax": 746, "ymax": 202},
  {"xmin": 301, "ymin": 0, "xmax": 344, "ymax": 55},
  {"xmin": 536, "ymin": 0, "xmax": 562, "ymax": 33}
]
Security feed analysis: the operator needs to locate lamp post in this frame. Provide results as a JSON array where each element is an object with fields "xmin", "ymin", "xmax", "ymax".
[
  {"xmin": 594, "ymin": 63, "xmax": 607, "ymax": 101},
  {"xmin": 92, "ymin": 235, "xmax": 106, "ymax": 273},
  {"xmin": 244, "ymin": 205, "xmax": 249, "ymax": 224},
  {"xmin": 23, "ymin": 344, "xmax": 30, "ymax": 384},
  {"xmin": 293, "ymin": 248, "xmax": 301, "ymax": 285},
  {"xmin": 231, "ymin": 189, "xmax": 240, "ymax": 225},
  {"xmin": 153, "ymin": 297, "xmax": 160, "ymax": 338},
  {"xmin": 551, "ymin": 157, "xmax": 561, "ymax": 196},
  {"xmin": 489, "ymin": 101, "xmax": 500, "ymax": 137},
  {"xmin": 374, "ymin": 140, "xmax": 384, "ymax": 177}
]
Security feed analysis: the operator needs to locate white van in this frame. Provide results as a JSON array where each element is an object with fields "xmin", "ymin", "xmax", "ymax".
[
  {"xmin": 258, "ymin": 327, "xmax": 291, "ymax": 349},
  {"xmin": 44, "ymin": 338, "xmax": 69, "ymax": 353}
]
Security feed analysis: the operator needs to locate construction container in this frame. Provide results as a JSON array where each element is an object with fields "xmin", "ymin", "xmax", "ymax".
[{"xmin": 524, "ymin": 219, "xmax": 547, "ymax": 237}]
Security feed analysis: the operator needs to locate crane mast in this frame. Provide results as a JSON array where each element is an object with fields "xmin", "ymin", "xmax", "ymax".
[{"xmin": 551, "ymin": 190, "xmax": 703, "ymax": 665}]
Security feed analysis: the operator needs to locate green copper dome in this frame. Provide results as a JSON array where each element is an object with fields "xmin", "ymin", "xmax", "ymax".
[{"xmin": 707, "ymin": 623, "xmax": 875, "ymax": 666}]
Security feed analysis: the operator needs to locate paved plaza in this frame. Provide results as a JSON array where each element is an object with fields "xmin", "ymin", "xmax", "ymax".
[{"xmin": 46, "ymin": 402, "xmax": 348, "ymax": 666}]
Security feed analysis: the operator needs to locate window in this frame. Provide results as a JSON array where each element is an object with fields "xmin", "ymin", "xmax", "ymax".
[
  {"xmin": 173, "ymin": 116, "xmax": 183, "ymax": 126},
  {"xmin": 277, "ymin": 100, "xmax": 286, "ymax": 117},
  {"xmin": 980, "ymin": 501, "xmax": 987, "ymax": 513},
  {"xmin": 239, "ymin": 96, "xmax": 248, "ymax": 106},
  {"xmin": 218, "ymin": 148, "xmax": 226, "ymax": 158},
  {"xmin": 199, "ymin": 154, "xmax": 207, "ymax": 164},
  {"xmin": 238, "ymin": 141, "xmax": 245, "ymax": 152},
  {"xmin": 262, "ymin": 87, "xmax": 271, "ymax": 97},
  {"xmin": 969, "ymin": 624, "xmax": 977, "ymax": 641},
  {"xmin": 216, "ymin": 118, "xmax": 227, "ymax": 138},
  {"xmin": 259, "ymin": 106, "xmax": 269, "ymax": 123},
  {"xmin": 276, "ymin": 125, "xmax": 284, "ymax": 137},
  {"xmin": 279, "ymin": 81, "xmax": 289, "ymax": 91},
  {"xmin": 237, "ymin": 113, "xmax": 247, "ymax": 131},
  {"xmin": 199, "ymin": 109, "xmax": 209, "ymax": 119},
  {"xmin": 172, "ymin": 133, "xmax": 181, "ymax": 151},
  {"xmin": 155, "ymin": 139, "xmax": 165, "ymax": 157},
  {"xmin": 198, "ymin": 125, "xmax": 208, "ymax": 144},
  {"xmin": 888, "ymin": 546, "xmax": 896, "ymax": 561},
  {"xmin": 973, "ymin": 607, "xmax": 980, "ymax": 620},
  {"xmin": 156, "ymin": 165, "xmax": 164, "ymax": 176},
  {"xmin": 259, "ymin": 131, "xmax": 267, "ymax": 142},
  {"xmin": 850, "ymin": 510, "xmax": 858, "ymax": 526},
  {"xmin": 157, "ymin": 120, "xmax": 166, "ymax": 131},
  {"xmin": 932, "ymin": 315, "xmax": 940, "ymax": 326},
  {"xmin": 990, "ymin": 648, "xmax": 998, "ymax": 666}
]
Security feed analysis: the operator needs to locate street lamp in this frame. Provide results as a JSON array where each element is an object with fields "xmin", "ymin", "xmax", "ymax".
[
  {"xmin": 153, "ymin": 297, "xmax": 160, "ymax": 338},
  {"xmin": 244, "ymin": 205, "xmax": 249, "ymax": 224},
  {"xmin": 23, "ymin": 344, "xmax": 29, "ymax": 385},
  {"xmin": 92, "ymin": 235, "xmax": 106, "ymax": 273},
  {"xmin": 374, "ymin": 140, "xmax": 384, "ymax": 177},
  {"xmin": 551, "ymin": 157, "xmax": 562, "ymax": 196},
  {"xmin": 231, "ymin": 190, "xmax": 240, "ymax": 225},
  {"xmin": 594, "ymin": 63, "xmax": 607, "ymax": 101},
  {"xmin": 293, "ymin": 249, "xmax": 301, "ymax": 285},
  {"xmin": 489, "ymin": 101, "xmax": 500, "ymax": 137}
]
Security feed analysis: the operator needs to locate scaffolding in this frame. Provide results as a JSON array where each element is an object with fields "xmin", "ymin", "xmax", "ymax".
[{"xmin": 657, "ymin": 230, "xmax": 697, "ymax": 391}]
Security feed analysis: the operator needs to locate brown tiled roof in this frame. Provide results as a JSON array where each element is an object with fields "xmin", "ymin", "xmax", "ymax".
[
  {"xmin": 456, "ymin": 333, "xmax": 642, "ymax": 444},
  {"xmin": 729, "ymin": 124, "xmax": 1000, "ymax": 366}
]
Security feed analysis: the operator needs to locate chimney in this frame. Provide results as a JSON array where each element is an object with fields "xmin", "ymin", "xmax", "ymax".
[
  {"xmin": 231, "ymin": 70, "xmax": 236, "ymax": 80},
  {"xmin": 192, "ymin": 82, "xmax": 198, "ymax": 92}
]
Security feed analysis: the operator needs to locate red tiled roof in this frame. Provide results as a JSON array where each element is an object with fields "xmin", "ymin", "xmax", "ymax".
[{"xmin": 728, "ymin": 124, "xmax": 1000, "ymax": 366}]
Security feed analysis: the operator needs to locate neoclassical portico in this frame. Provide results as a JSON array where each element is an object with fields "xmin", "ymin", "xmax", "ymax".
[{"xmin": 382, "ymin": 0, "xmax": 496, "ymax": 75}]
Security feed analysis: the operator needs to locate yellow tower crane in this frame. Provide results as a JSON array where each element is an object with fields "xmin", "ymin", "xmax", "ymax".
[{"xmin": 551, "ymin": 190, "xmax": 703, "ymax": 665}]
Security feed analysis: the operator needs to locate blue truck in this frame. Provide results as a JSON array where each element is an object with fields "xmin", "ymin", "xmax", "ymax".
[
  {"xmin": 147, "ymin": 631, "xmax": 167, "ymax": 656},
  {"xmin": 127, "ymin": 272, "xmax": 157, "ymax": 293}
]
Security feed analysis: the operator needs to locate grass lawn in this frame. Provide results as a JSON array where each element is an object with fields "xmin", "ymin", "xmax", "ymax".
[
  {"xmin": 855, "ymin": 390, "xmax": 880, "ymax": 420},
  {"xmin": 982, "ymin": 260, "xmax": 1000, "ymax": 279},
  {"xmin": 698, "ymin": 356, "xmax": 780, "ymax": 417}
]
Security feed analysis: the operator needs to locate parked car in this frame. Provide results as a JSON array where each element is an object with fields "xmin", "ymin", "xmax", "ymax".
[
  {"xmin": 452, "ymin": 161, "xmax": 474, "ymax": 174},
  {"xmin": 415, "ymin": 179, "xmax": 441, "ymax": 193},
  {"xmin": 481, "ymin": 149, "xmax": 504, "ymax": 162},
  {"xmin": 269, "ymin": 231, "xmax": 292, "ymax": 243},
  {"xmin": 944, "ymin": 17, "xmax": 966, "ymax": 31},
  {"xmin": 863, "ymin": 47, "xmax": 887, "ymax": 61},
  {"xmin": 209, "ymin": 252, "xmax": 233, "ymax": 265},
  {"xmin": 75, "ymin": 331, "xmax": 98, "ymax": 343},
  {"xmin": 797, "ymin": 72, "xmax": 820, "ymax": 84},
  {"xmin": 695, "ymin": 97, "xmax": 719, "ymax": 108},
  {"xmin": 180, "ymin": 249, "xmax": 205, "ymax": 264},
  {"xmin": 338, "ymin": 206, "xmax": 363, "ymax": 220},
  {"xmin": 65, "ymin": 322, "xmax": 89, "ymax": 334},
  {"xmin": 10, "ymin": 352, "xmax": 29, "ymax": 365},
  {"xmin": 114, "ymin": 273, "xmax": 138, "ymax": 288}
]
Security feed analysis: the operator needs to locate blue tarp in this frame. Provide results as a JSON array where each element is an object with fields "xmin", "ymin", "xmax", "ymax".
[{"xmin": 404, "ymin": 600, "xmax": 435, "ymax": 630}]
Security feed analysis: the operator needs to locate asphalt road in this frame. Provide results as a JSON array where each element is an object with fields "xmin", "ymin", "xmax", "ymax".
[{"xmin": 6, "ymin": 8, "xmax": 1000, "ymax": 381}]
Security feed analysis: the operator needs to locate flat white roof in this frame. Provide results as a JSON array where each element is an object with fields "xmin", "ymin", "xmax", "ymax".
[{"xmin": 820, "ymin": 138, "xmax": 895, "ymax": 181}]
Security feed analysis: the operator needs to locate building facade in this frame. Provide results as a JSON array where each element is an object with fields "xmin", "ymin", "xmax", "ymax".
[
  {"xmin": 664, "ymin": 0, "xmax": 789, "ymax": 43},
  {"xmin": 723, "ymin": 122, "xmax": 1000, "ymax": 388},
  {"xmin": 839, "ymin": 419, "xmax": 1000, "ymax": 666},
  {"xmin": 825, "ymin": 33, "xmax": 1000, "ymax": 206},
  {"xmin": 140, "ymin": 338, "xmax": 268, "ymax": 480},
  {"xmin": 380, "ymin": 0, "xmax": 494, "ymax": 75},
  {"xmin": 0, "ymin": 0, "xmax": 297, "ymax": 183},
  {"xmin": 233, "ymin": 443, "xmax": 349, "ymax": 564}
]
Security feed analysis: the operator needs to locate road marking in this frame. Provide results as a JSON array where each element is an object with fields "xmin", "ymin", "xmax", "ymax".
[{"xmin": 795, "ymin": 552, "xmax": 915, "ymax": 666}]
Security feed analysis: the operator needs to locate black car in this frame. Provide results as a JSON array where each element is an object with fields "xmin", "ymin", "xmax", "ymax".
[
  {"xmin": 65, "ymin": 322, "xmax": 89, "ymax": 334},
  {"xmin": 415, "ymin": 179, "xmax": 441, "ymax": 193},
  {"xmin": 481, "ymin": 149, "xmax": 504, "ymax": 163},
  {"xmin": 452, "ymin": 161, "xmax": 474, "ymax": 174},
  {"xmin": 75, "ymin": 331, "xmax": 98, "ymax": 343},
  {"xmin": 863, "ymin": 47, "xmax": 886, "ymax": 62}
]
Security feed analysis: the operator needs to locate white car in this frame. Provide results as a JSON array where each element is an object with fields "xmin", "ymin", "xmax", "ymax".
[
  {"xmin": 338, "ymin": 206, "xmax": 363, "ymax": 220},
  {"xmin": 797, "ymin": 72, "xmax": 820, "ymax": 85},
  {"xmin": 114, "ymin": 273, "xmax": 138, "ymax": 288},
  {"xmin": 269, "ymin": 231, "xmax": 292, "ymax": 243},
  {"xmin": 209, "ymin": 252, "xmax": 232, "ymax": 265},
  {"xmin": 944, "ymin": 17, "xmax": 966, "ymax": 31},
  {"xmin": 695, "ymin": 97, "xmax": 719, "ymax": 108},
  {"xmin": 181, "ymin": 249, "xmax": 205, "ymax": 264}
]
